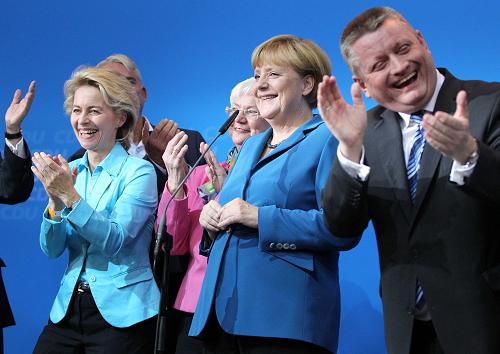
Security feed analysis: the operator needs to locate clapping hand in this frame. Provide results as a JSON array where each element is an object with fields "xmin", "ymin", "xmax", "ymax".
[
  {"xmin": 144, "ymin": 118, "xmax": 179, "ymax": 167},
  {"xmin": 422, "ymin": 90, "xmax": 477, "ymax": 164},
  {"xmin": 318, "ymin": 76, "xmax": 367, "ymax": 162},
  {"xmin": 162, "ymin": 131, "xmax": 189, "ymax": 197},
  {"xmin": 200, "ymin": 142, "xmax": 227, "ymax": 193},
  {"xmin": 32, "ymin": 152, "xmax": 79, "ymax": 211}
]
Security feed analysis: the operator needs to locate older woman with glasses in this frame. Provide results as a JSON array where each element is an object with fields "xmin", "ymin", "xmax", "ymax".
[
  {"xmin": 32, "ymin": 67, "xmax": 159, "ymax": 353},
  {"xmin": 190, "ymin": 35, "xmax": 360, "ymax": 354},
  {"xmin": 155, "ymin": 77, "xmax": 269, "ymax": 353}
]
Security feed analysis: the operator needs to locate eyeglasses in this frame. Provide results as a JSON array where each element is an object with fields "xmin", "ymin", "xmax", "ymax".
[{"xmin": 225, "ymin": 106, "xmax": 260, "ymax": 119}]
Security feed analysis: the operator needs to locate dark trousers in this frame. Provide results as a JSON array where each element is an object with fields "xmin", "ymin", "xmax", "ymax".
[
  {"xmin": 199, "ymin": 311, "xmax": 332, "ymax": 354},
  {"xmin": 410, "ymin": 320, "xmax": 444, "ymax": 354},
  {"xmin": 33, "ymin": 290, "xmax": 156, "ymax": 354},
  {"xmin": 171, "ymin": 309, "xmax": 203, "ymax": 354}
]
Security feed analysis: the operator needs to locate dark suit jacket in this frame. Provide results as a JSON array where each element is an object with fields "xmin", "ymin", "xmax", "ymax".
[
  {"xmin": 0, "ymin": 140, "xmax": 34, "ymax": 328},
  {"xmin": 322, "ymin": 69, "xmax": 500, "ymax": 354}
]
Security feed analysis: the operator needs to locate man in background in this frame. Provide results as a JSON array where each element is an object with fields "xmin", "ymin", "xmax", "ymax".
[{"xmin": 69, "ymin": 54, "xmax": 206, "ymax": 192}]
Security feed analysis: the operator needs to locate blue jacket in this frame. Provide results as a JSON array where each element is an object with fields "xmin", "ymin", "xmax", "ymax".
[
  {"xmin": 189, "ymin": 116, "xmax": 359, "ymax": 352},
  {"xmin": 40, "ymin": 143, "xmax": 159, "ymax": 327}
]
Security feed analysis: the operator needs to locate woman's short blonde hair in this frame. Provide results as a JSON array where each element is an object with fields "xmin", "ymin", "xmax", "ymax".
[
  {"xmin": 251, "ymin": 34, "xmax": 331, "ymax": 108},
  {"xmin": 63, "ymin": 66, "xmax": 140, "ymax": 141}
]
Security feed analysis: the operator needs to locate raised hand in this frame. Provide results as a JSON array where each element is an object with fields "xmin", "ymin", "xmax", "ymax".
[
  {"xmin": 317, "ymin": 76, "xmax": 367, "ymax": 162},
  {"xmin": 201, "ymin": 142, "xmax": 227, "ymax": 193},
  {"xmin": 5, "ymin": 80, "xmax": 36, "ymax": 134},
  {"xmin": 162, "ymin": 131, "xmax": 189, "ymax": 196},
  {"xmin": 422, "ymin": 90, "xmax": 477, "ymax": 164},
  {"xmin": 144, "ymin": 118, "xmax": 179, "ymax": 167}
]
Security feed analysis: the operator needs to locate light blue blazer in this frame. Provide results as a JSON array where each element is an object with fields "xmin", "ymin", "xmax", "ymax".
[
  {"xmin": 40, "ymin": 143, "xmax": 160, "ymax": 327},
  {"xmin": 189, "ymin": 116, "xmax": 360, "ymax": 353}
]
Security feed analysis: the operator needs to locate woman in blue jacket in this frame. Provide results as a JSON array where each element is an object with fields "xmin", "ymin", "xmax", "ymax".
[
  {"xmin": 191, "ymin": 35, "xmax": 360, "ymax": 354},
  {"xmin": 31, "ymin": 67, "xmax": 159, "ymax": 353}
]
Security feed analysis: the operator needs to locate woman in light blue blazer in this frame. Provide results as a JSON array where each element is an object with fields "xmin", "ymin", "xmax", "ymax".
[
  {"xmin": 191, "ymin": 35, "xmax": 360, "ymax": 354},
  {"xmin": 31, "ymin": 67, "xmax": 159, "ymax": 353}
]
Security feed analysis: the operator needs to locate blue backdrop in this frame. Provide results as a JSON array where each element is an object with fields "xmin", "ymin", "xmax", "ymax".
[{"xmin": 1, "ymin": 0, "xmax": 499, "ymax": 353}]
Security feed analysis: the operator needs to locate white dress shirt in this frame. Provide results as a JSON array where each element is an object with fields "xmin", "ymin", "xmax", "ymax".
[{"xmin": 338, "ymin": 70, "xmax": 476, "ymax": 185}]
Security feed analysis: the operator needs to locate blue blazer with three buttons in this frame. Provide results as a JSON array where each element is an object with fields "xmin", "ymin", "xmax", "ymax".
[{"xmin": 189, "ymin": 116, "xmax": 360, "ymax": 353}]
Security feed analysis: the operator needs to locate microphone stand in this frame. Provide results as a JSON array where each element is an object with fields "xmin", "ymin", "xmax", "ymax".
[{"xmin": 153, "ymin": 110, "xmax": 239, "ymax": 353}]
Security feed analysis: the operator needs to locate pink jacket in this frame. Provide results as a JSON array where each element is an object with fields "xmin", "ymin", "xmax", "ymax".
[{"xmin": 155, "ymin": 165, "xmax": 215, "ymax": 313}]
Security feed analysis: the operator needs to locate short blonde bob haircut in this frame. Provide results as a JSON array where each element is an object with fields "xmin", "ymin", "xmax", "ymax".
[
  {"xmin": 251, "ymin": 34, "xmax": 331, "ymax": 109},
  {"xmin": 63, "ymin": 66, "xmax": 140, "ymax": 141}
]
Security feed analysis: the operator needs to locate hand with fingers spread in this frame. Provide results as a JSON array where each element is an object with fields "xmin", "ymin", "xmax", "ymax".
[
  {"xmin": 199, "ymin": 200, "xmax": 223, "ymax": 239},
  {"xmin": 162, "ymin": 131, "xmax": 189, "ymax": 196},
  {"xmin": 31, "ymin": 152, "xmax": 80, "ymax": 210},
  {"xmin": 5, "ymin": 80, "xmax": 36, "ymax": 135},
  {"xmin": 318, "ymin": 75, "xmax": 367, "ymax": 162},
  {"xmin": 200, "ymin": 142, "xmax": 227, "ymax": 193},
  {"xmin": 218, "ymin": 198, "xmax": 258, "ymax": 230},
  {"xmin": 144, "ymin": 118, "xmax": 179, "ymax": 167},
  {"xmin": 422, "ymin": 90, "xmax": 478, "ymax": 164}
]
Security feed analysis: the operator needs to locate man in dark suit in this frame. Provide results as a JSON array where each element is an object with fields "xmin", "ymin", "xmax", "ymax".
[
  {"xmin": 0, "ymin": 81, "xmax": 35, "ymax": 354},
  {"xmin": 318, "ymin": 7, "xmax": 500, "ymax": 354}
]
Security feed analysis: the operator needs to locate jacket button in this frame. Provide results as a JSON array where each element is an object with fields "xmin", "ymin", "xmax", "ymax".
[
  {"xmin": 289, "ymin": 244, "xmax": 297, "ymax": 250},
  {"xmin": 269, "ymin": 243, "xmax": 275, "ymax": 249},
  {"xmin": 283, "ymin": 243, "xmax": 290, "ymax": 250},
  {"xmin": 90, "ymin": 275, "xmax": 96, "ymax": 282},
  {"xmin": 276, "ymin": 243, "xmax": 283, "ymax": 250}
]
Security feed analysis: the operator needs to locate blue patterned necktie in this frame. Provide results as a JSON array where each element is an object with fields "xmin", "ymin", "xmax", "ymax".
[
  {"xmin": 407, "ymin": 111, "xmax": 426, "ymax": 310},
  {"xmin": 407, "ymin": 112, "xmax": 426, "ymax": 203}
]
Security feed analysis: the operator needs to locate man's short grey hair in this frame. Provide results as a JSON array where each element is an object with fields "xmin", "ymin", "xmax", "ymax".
[
  {"xmin": 97, "ymin": 53, "xmax": 143, "ymax": 82},
  {"xmin": 230, "ymin": 78, "xmax": 255, "ymax": 105},
  {"xmin": 340, "ymin": 7, "xmax": 412, "ymax": 74}
]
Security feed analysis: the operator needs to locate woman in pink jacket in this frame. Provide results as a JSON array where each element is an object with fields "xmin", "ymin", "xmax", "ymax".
[{"xmin": 155, "ymin": 78, "xmax": 269, "ymax": 354}]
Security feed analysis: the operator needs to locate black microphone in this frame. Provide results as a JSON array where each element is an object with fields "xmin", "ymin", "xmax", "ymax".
[
  {"xmin": 153, "ymin": 109, "xmax": 239, "ymax": 264},
  {"xmin": 218, "ymin": 109, "xmax": 240, "ymax": 134}
]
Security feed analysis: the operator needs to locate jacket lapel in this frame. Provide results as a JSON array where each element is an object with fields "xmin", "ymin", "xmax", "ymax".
[
  {"xmin": 253, "ymin": 116, "xmax": 322, "ymax": 172},
  {"xmin": 373, "ymin": 109, "xmax": 412, "ymax": 223}
]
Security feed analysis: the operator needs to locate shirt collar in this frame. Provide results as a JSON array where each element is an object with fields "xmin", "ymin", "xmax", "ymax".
[
  {"xmin": 77, "ymin": 143, "xmax": 128, "ymax": 176},
  {"xmin": 398, "ymin": 69, "xmax": 445, "ymax": 128}
]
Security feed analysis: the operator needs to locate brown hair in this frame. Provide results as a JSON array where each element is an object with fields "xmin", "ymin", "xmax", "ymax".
[{"xmin": 340, "ymin": 7, "xmax": 412, "ymax": 73}]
